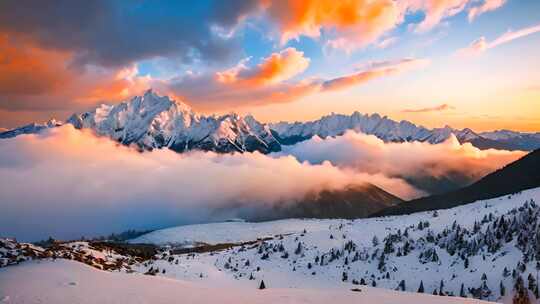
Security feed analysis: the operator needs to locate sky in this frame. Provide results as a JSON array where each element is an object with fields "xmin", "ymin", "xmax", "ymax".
[{"xmin": 1, "ymin": 0, "xmax": 539, "ymax": 131}]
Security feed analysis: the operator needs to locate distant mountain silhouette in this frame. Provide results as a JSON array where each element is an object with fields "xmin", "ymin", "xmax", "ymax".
[
  {"xmin": 249, "ymin": 184, "xmax": 403, "ymax": 221},
  {"xmin": 373, "ymin": 149, "xmax": 540, "ymax": 217}
]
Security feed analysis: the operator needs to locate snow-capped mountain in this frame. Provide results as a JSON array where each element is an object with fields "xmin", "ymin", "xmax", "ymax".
[
  {"xmin": 270, "ymin": 113, "xmax": 540, "ymax": 150},
  {"xmin": 1, "ymin": 90, "xmax": 539, "ymax": 152},
  {"xmin": 0, "ymin": 119, "xmax": 62, "ymax": 139},
  {"xmin": 67, "ymin": 90, "xmax": 281, "ymax": 153}
]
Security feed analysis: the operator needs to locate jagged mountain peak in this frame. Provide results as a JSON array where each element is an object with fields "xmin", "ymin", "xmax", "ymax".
[
  {"xmin": 65, "ymin": 91, "xmax": 281, "ymax": 153},
  {"xmin": 2, "ymin": 92, "xmax": 539, "ymax": 151}
]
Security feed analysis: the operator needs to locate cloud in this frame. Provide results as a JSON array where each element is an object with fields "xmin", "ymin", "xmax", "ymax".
[
  {"xmin": 163, "ymin": 56, "xmax": 429, "ymax": 110},
  {"xmin": 0, "ymin": 34, "xmax": 151, "ymax": 116},
  {"xmin": 456, "ymin": 23, "xmax": 540, "ymax": 57},
  {"xmin": 278, "ymin": 130, "xmax": 525, "ymax": 194},
  {"xmin": 0, "ymin": 125, "xmax": 420, "ymax": 241},
  {"xmin": 160, "ymin": 48, "xmax": 319, "ymax": 109},
  {"xmin": 407, "ymin": 0, "xmax": 470, "ymax": 33},
  {"xmin": 263, "ymin": 0, "xmax": 403, "ymax": 50},
  {"xmin": 321, "ymin": 58, "xmax": 430, "ymax": 91},
  {"xmin": 216, "ymin": 48, "xmax": 310, "ymax": 86},
  {"xmin": 0, "ymin": 1, "xmax": 243, "ymax": 68},
  {"xmin": 402, "ymin": 104, "xmax": 454, "ymax": 113},
  {"xmin": 376, "ymin": 37, "xmax": 399, "ymax": 49},
  {"xmin": 0, "ymin": 125, "xmax": 524, "ymax": 241},
  {"xmin": 468, "ymin": 0, "xmax": 506, "ymax": 22},
  {"xmin": 238, "ymin": 0, "xmax": 494, "ymax": 51}
]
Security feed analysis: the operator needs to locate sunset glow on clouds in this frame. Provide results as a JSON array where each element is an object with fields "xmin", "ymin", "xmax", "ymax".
[
  {"xmin": 0, "ymin": 126, "xmax": 524, "ymax": 240},
  {"xmin": 0, "ymin": 0, "xmax": 538, "ymax": 131},
  {"xmin": 456, "ymin": 22, "xmax": 540, "ymax": 57},
  {"xmin": 216, "ymin": 48, "xmax": 310, "ymax": 86}
]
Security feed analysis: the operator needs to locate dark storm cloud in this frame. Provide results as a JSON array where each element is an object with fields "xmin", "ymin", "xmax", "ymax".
[{"xmin": 0, "ymin": 0, "xmax": 250, "ymax": 68}]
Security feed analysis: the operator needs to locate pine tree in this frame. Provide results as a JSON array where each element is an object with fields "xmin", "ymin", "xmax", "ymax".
[
  {"xmin": 418, "ymin": 281, "xmax": 424, "ymax": 293},
  {"xmin": 259, "ymin": 280, "xmax": 266, "ymax": 290},
  {"xmin": 500, "ymin": 281, "xmax": 505, "ymax": 297},
  {"xmin": 439, "ymin": 280, "xmax": 445, "ymax": 296},
  {"xmin": 528, "ymin": 273, "xmax": 537, "ymax": 292},
  {"xmin": 295, "ymin": 242, "xmax": 302, "ymax": 255},
  {"xmin": 372, "ymin": 236, "xmax": 379, "ymax": 247},
  {"xmin": 460, "ymin": 283, "xmax": 466, "ymax": 297},
  {"xmin": 398, "ymin": 279, "xmax": 406, "ymax": 291},
  {"xmin": 513, "ymin": 276, "xmax": 531, "ymax": 304}
]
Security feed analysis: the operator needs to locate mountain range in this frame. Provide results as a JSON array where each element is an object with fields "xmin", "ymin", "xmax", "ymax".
[{"xmin": 2, "ymin": 90, "xmax": 539, "ymax": 152}]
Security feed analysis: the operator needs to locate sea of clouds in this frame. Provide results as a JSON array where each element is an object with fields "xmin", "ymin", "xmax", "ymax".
[{"xmin": 0, "ymin": 126, "xmax": 524, "ymax": 241}]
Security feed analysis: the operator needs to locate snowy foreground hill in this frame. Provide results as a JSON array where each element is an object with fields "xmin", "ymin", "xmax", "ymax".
[
  {"xmin": 3, "ymin": 188, "xmax": 540, "ymax": 303},
  {"xmin": 0, "ymin": 260, "xmax": 488, "ymax": 304}
]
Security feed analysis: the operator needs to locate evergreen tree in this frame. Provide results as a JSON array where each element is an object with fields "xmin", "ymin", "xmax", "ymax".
[
  {"xmin": 398, "ymin": 279, "xmax": 406, "ymax": 291},
  {"xmin": 513, "ymin": 276, "xmax": 530, "ymax": 304},
  {"xmin": 372, "ymin": 236, "xmax": 379, "ymax": 247},
  {"xmin": 500, "ymin": 281, "xmax": 506, "ymax": 297},
  {"xmin": 259, "ymin": 280, "xmax": 266, "ymax": 290},
  {"xmin": 295, "ymin": 242, "xmax": 302, "ymax": 255},
  {"xmin": 439, "ymin": 280, "xmax": 445, "ymax": 296},
  {"xmin": 528, "ymin": 273, "xmax": 537, "ymax": 292},
  {"xmin": 460, "ymin": 283, "xmax": 466, "ymax": 297},
  {"xmin": 418, "ymin": 281, "xmax": 424, "ymax": 293}
]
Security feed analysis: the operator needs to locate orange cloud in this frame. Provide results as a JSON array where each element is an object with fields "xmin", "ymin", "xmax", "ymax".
[
  {"xmin": 402, "ymin": 104, "xmax": 454, "ymax": 113},
  {"xmin": 165, "ymin": 56, "xmax": 429, "ymax": 111},
  {"xmin": 0, "ymin": 33, "xmax": 150, "ymax": 126},
  {"xmin": 0, "ymin": 34, "xmax": 73, "ymax": 97},
  {"xmin": 468, "ymin": 0, "xmax": 506, "ymax": 22},
  {"xmin": 247, "ymin": 0, "xmax": 498, "ymax": 50},
  {"xmin": 456, "ymin": 23, "xmax": 540, "ymax": 57},
  {"xmin": 322, "ymin": 58, "xmax": 430, "ymax": 91},
  {"xmin": 216, "ymin": 47, "xmax": 310, "ymax": 86},
  {"xmin": 261, "ymin": 0, "xmax": 402, "ymax": 50}
]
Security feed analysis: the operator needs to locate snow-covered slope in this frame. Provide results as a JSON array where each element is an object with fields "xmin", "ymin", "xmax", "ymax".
[
  {"xmin": 2, "ymin": 188, "xmax": 539, "ymax": 302},
  {"xmin": 128, "ymin": 187, "xmax": 540, "ymax": 302},
  {"xmin": 0, "ymin": 259, "xmax": 492, "ymax": 304}
]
